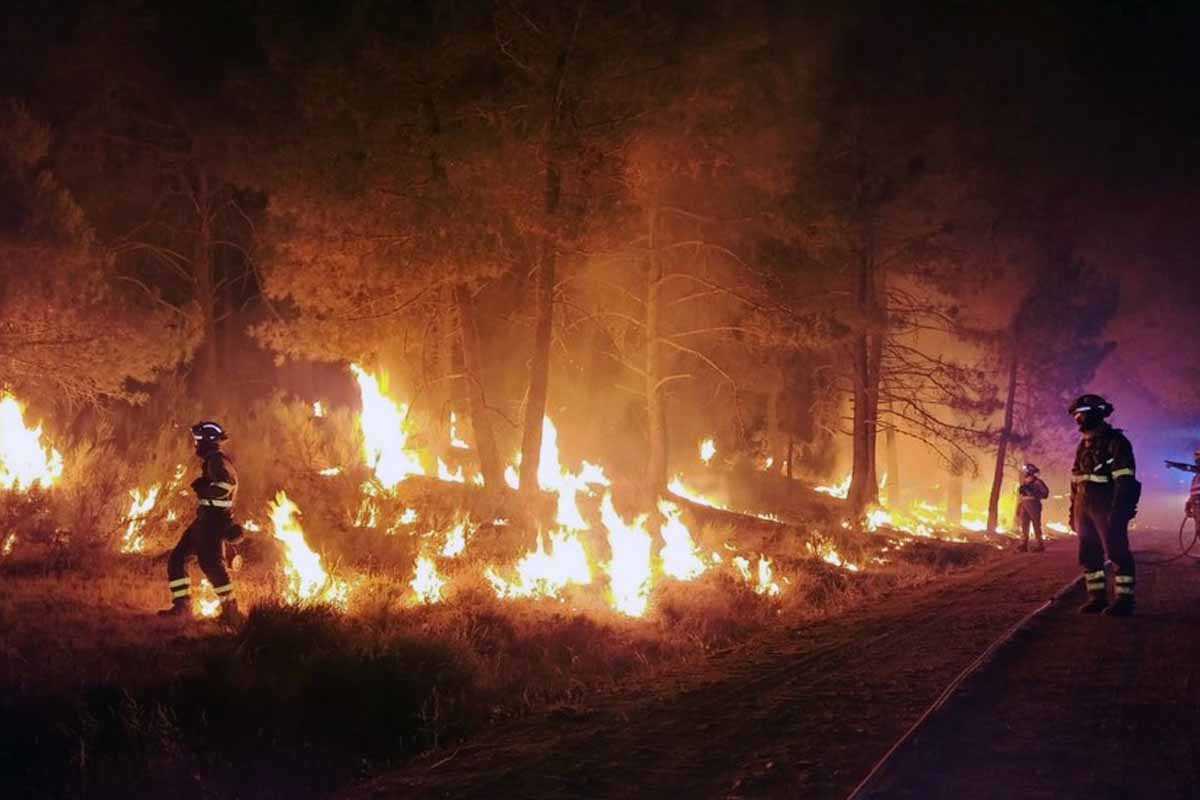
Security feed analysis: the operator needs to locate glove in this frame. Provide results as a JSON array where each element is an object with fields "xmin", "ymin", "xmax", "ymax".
[
  {"xmin": 224, "ymin": 522, "xmax": 246, "ymax": 544},
  {"xmin": 1111, "ymin": 477, "xmax": 1140, "ymax": 520}
]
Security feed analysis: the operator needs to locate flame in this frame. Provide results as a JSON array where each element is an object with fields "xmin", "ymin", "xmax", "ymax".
[
  {"xmin": 2, "ymin": 533, "xmax": 16, "ymax": 557},
  {"xmin": 195, "ymin": 579, "xmax": 221, "ymax": 618},
  {"xmin": 658, "ymin": 500, "xmax": 706, "ymax": 580},
  {"xmin": 504, "ymin": 463, "xmax": 520, "ymax": 489},
  {"xmin": 814, "ymin": 473, "xmax": 851, "ymax": 499},
  {"xmin": 440, "ymin": 518, "xmax": 472, "ymax": 558},
  {"xmin": 437, "ymin": 458, "xmax": 465, "ymax": 483},
  {"xmin": 269, "ymin": 491, "xmax": 353, "ymax": 607},
  {"xmin": 810, "ymin": 539, "xmax": 861, "ymax": 572},
  {"xmin": 351, "ymin": 364, "xmax": 424, "ymax": 489},
  {"xmin": 449, "ymin": 412, "xmax": 470, "ymax": 449},
  {"xmin": 313, "ymin": 401, "xmax": 324, "ymax": 418},
  {"xmin": 699, "ymin": 438, "xmax": 716, "ymax": 464},
  {"xmin": 533, "ymin": 418, "xmax": 610, "ymax": 531},
  {"xmin": 600, "ymin": 494, "xmax": 652, "ymax": 617},
  {"xmin": 1046, "ymin": 521, "xmax": 1070, "ymax": 534},
  {"xmin": 485, "ymin": 529, "xmax": 593, "ymax": 600},
  {"xmin": 120, "ymin": 485, "xmax": 161, "ymax": 553},
  {"xmin": 0, "ymin": 394, "xmax": 63, "ymax": 490},
  {"xmin": 756, "ymin": 556, "xmax": 782, "ymax": 595},
  {"xmin": 864, "ymin": 507, "xmax": 891, "ymax": 532},
  {"xmin": 667, "ymin": 475, "xmax": 726, "ymax": 509},
  {"xmin": 410, "ymin": 555, "xmax": 445, "ymax": 604},
  {"xmin": 400, "ymin": 508, "xmax": 418, "ymax": 525},
  {"xmin": 318, "ymin": 466, "xmax": 342, "ymax": 477},
  {"xmin": 354, "ymin": 482, "xmax": 379, "ymax": 528}
]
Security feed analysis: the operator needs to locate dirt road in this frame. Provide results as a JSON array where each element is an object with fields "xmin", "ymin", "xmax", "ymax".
[
  {"xmin": 342, "ymin": 538, "xmax": 1088, "ymax": 799},
  {"xmin": 854, "ymin": 527, "xmax": 1200, "ymax": 799}
]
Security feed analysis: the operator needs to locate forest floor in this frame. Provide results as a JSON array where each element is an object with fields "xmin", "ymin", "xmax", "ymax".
[
  {"xmin": 344, "ymin": 527, "xmax": 1200, "ymax": 800},
  {"xmin": 13, "ymin": 515, "xmax": 1191, "ymax": 799},
  {"xmin": 341, "ymin": 534, "xmax": 1101, "ymax": 799}
]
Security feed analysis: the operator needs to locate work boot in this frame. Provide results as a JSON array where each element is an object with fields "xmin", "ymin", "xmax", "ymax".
[
  {"xmin": 1078, "ymin": 591, "xmax": 1108, "ymax": 614},
  {"xmin": 156, "ymin": 598, "xmax": 194, "ymax": 620},
  {"xmin": 1031, "ymin": 541, "xmax": 1045, "ymax": 552},
  {"xmin": 1103, "ymin": 595, "xmax": 1135, "ymax": 617},
  {"xmin": 218, "ymin": 599, "xmax": 246, "ymax": 628}
]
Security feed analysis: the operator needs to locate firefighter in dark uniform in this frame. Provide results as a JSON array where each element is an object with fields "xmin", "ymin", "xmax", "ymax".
[
  {"xmin": 157, "ymin": 421, "xmax": 245, "ymax": 626},
  {"xmin": 1185, "ymin": 449, "xmax": 1200, "ymax": 521},
  {"xmin": 1015, "ymin": 463, "xmax": 1049, "ymax": 552},
  {"xmin": 1069, "ymin": 394, "xmax": 1140, "ymax": 616}
]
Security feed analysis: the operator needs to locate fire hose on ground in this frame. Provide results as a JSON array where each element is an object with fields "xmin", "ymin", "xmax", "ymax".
[{"xmin": 1138, "ymin": 515, "xmax": 1200, "ymax": 565}]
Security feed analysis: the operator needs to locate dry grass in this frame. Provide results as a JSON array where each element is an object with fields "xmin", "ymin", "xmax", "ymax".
[{"xmin": 0, "ymin": 511, "xmax": 997, "ymax": 799}]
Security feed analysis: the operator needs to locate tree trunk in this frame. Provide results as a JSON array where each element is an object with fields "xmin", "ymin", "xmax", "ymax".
[
  {"xmin": 645, "ymin": 204, "xmax": 668, "ymax": 495},
  {"xmin": 192, "ymin": 169, "xmax": 219, "ymax": 409},
  {"xmin": 848, "ymin": 251, "xmax": 882, "ymax": 515},
  {"xmin": 885, "ymin": 406, "xmax": 899, "ymax": 508},
  {"xmin": 455, "ymin": 285, "xmax": 504, "ymax": 490},
  {"xmin": 786, "ymin": 434, "xmax": 794, "ymax": 480},
  {"xmin": 987, "ymin": 348, "xmax": 1020, "ymax": 534},
  {"xmin": 766, "ymin": 371, "xmax": 781, "ymax": 474},
  {"xmin": 518, "ymin": 164, "xmax": 559, "ymax": 495},
  {"xmin": 947, "ymin": 459, "xmax": 963, "ymax": 526},
  {"xmin": 849, "ymin": 335, "xmax": 871, "ymax": 513}
]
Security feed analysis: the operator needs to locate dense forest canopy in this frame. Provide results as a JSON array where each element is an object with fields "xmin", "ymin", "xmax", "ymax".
[{"xmin": 1, "ymin": 0, "xmax": 1197, "ymax": 522}]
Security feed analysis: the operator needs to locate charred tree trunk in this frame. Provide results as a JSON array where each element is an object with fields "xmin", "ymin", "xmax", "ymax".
[
  {"xmin": 518, "ymin": 163, "xmax": 559, "ymax": 495},
  {"xmin": 645, "ymin": 205, "xmax": 668, "ymax": 495},
  {"xmin": 987, "ymin": 348, "xmax": 1020, "ymax": 534},
  {"xmin": 455, "ymin": 285, "xmax": 504, "ymax": 491},
  {"xmin": 786, "ymin": 434, "xmax": 794, "ymax": 480}
]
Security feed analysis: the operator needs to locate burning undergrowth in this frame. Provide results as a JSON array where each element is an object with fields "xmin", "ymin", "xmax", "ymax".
[
  {"xmin": 0, "ymin": 372, "xmax": 1010, "ymax": 795},
  {"xmin": 0, "ymin": 529, "xmax": 988, "ymax": 798}
]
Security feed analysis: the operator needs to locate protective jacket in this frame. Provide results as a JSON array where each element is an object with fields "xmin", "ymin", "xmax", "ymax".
[
  {"xmin": 1070, "ymin": 423, "xmax": 1138, "ymax": 599},
  {"xmin": 1188, "ymin": 473, "xmax": 1200, "ymax": 517},
  {"xmin": 1015, "ymin": 475, "xmax": 1049, "ymax": 548},
  {"xmin": 192, "ymin": 450, "xmax": 238, "ymax": 509},
  {"xmin": 1017, "ymin": 476, "xmax": 1050, "ymax": 505}
]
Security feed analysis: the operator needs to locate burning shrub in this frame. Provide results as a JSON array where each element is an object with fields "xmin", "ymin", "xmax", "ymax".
[{"xmin": 0, "ymin": 486, "xmax": 58, "ymax": 553}]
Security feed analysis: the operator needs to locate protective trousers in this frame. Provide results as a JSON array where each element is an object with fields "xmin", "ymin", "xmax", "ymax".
[
  {"xmin": 1016, "ymin": 500, "xmax": 1044, "ymax": 546},
  {"xmin": 166, "ymin": 509, "xmax": 236, "ymax": 605},
  {"xmin": 1075, "ymin": 484, "xmax": 1135, "ymax": 597}
]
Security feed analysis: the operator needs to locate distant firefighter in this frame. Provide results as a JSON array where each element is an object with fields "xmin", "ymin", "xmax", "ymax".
[
  {"xmin": 1069, "ymin": 395, "xmax": 1141, "ymax": 617},
  {"xmin": 1015, "ymin": 463, "xmax": 1049, "ymax": 552},
  {"xmin": 157, "ymin": 421, "xmax": 245, "ymax": 626}
]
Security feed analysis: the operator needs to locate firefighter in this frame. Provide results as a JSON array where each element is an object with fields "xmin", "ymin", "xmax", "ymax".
[
  {"xmin": 1069, "ymin": 394, "xmax": 1141, "ymax": 616},
  {"xmin": 1015, "ymin": 463, "xmax": 1049, "ymax": 552},
  {"xmin": 157, "ymin": 421, "xmax": 245, "ymax": 626},
  {"xmin": 1185, "ymin": 449, "xmax": 1200, "ymax": 520}
]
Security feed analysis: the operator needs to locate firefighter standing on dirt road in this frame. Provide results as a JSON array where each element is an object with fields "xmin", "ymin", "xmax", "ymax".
[
  {"xmin": 157, "ymin": 421, "xmax": 245, "ymax": 626},
  {"xmin": 1184, "ymin": 449, "xmax": 1200, "ymax": 519},
  {"xmin": 1015, "ymin": 463, "xmax": 1049, "ymax": 552},
  {"xmin": 1069, "ymin": 394, "xmax": 1141, "ymax": 617}
]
